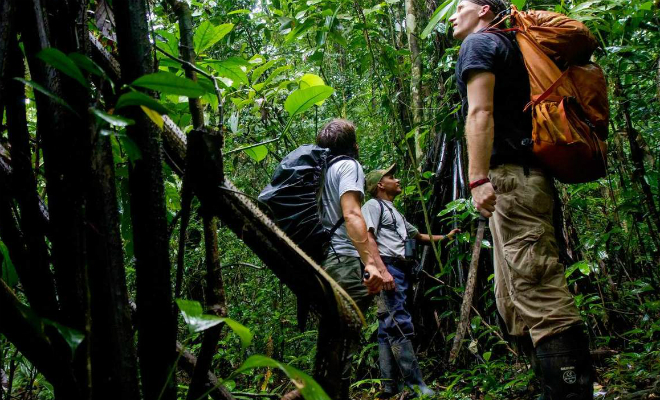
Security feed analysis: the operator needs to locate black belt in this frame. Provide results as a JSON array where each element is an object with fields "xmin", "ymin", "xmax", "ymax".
[{"xmin": 381, "ymin": 255, "xmax": 412, "ymax": 266}]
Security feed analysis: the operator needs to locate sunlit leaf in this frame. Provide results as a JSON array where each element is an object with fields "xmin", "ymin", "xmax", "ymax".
[
  {"xmin": 141, "ymin": 106, "xmax": 164, "ymax": 129},
  {"xmin": 251, "ymin": 59, "xmax": 278, "ymax": 84},
  {"xmin": 116, "ymin": 91, "xmax": 170, "ymax": 115},
  {"xmin": 194, "ymin": 22, "xmax": 234, "ymax": 53},
  {"xmin": 132, "ymin": 72, "xmax": 205, "ymax": 98},
  {"xmin": 244, "ymin": 145, "xmax": 268, "ymax": 162},
  {"xmin": 36, "ymin": 48, "xmax": 89, "ymax": 88},
  {"xmin": 299, "ymin": 73, "xmax": 325, "ymax": 88},
  {"xmin": 91, "ymin": 108, "xmax": 135, "ymax": 127},
  {"xmin": 206, "ymin": 59, "xmax": 249, "ymax": 87},
  {"xmin": 176, "ymin": 299, "xmax": 253, "ymax": 348},
  {"xmin": 284, "ymin": 85, "xmax": 334, "ymax": 116},
  {"xmin": 228, "ymin": 9, "xmax": 251, "ymax": 15},
  {"xmin": 421, "ymin": 0, "xmax": 460, "ymax": 39},
  {"xmin": 232, "ymin": 355, "xmax": 331, "ymax": 400},
  {"xmin": 511, "ymin": 0, "xmax": 526, "ymax": 9}
]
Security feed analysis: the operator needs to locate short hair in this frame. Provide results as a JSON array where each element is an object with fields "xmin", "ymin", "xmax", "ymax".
[
  {"xmin": 316, "ymin": 119, "xmax": 357, "ymax": 157},
  {"xmin": 467, "ymin": 0, "xmax": 508, "ymax": 18}
]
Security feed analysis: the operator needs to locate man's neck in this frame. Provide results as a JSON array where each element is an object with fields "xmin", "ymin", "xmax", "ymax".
[
  {"xmin": 376, "ymin": 192, "xmax": 396, "ymax": 202},
  {"xmin": 472, "ymin": 19, "xmax": 494, "ymax": 34}
]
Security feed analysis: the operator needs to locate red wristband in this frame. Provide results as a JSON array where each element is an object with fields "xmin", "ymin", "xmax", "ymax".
[{"xmin": 469, "ymin": 178, "xmax": 490, "ymax": 190}]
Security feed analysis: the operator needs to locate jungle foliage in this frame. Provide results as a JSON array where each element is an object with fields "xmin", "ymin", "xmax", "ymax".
[{"xmin": 0, "ymin": 0, "xmax": 659, "ymax": 399}]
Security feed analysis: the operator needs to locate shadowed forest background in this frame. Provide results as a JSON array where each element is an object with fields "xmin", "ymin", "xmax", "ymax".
[{"xmin": 0, "ymin": 0, "xmax": 659, "ymax": 399}]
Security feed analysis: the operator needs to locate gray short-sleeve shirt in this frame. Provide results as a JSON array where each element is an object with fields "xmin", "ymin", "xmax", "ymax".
[
  {"xmin": 320, "ymin": 159, "xmax": 365, "ymax": 257},
  {"xmin": 362, "ymin": 198, "xmax": 419, "ymax": 258}
]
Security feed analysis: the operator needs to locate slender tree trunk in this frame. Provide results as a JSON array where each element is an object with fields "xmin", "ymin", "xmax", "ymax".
[
  {"xmin": 0, "ymin": 0, "xmax": 16, "ymax": 111},
  {"xmin": 86, "ymin": 113, "xmax": 141, "ymax": 400},
  {"xmin": 187, "ymin": 216, "xmax": 232, "ymax": 400},
  {"xmin": 405, "ymin": 0, "xmax": 424, "ymax": 162},
  {"xmin": 113, "ymin": 1, "xmax": 177, "ymax": 399},
  {"xmin": 4, "ymin": 32, "xmax": 58, "ymax": 320}
]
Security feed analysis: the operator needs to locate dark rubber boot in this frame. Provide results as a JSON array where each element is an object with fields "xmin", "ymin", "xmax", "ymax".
[
  {"xmin": 516, "ymin": 334, "xmax": 545, "ymax": 399},
  {"xmin": 391, "ymin": 340, "xmax": 435, "ymax": 397},
  {"xmin": 535, "ymin": 325, "xmax": 594, "ymax": 400},
  {"xmin": 378, "ymin": 343, "xmax": 401, "ymax": 398}
]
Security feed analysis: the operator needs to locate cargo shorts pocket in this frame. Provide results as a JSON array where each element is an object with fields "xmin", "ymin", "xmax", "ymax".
[
  {"xmin": 503, "ymin": 226, "xmax": 546, "ymax": 292},
  {"xmin": 490, "ymin": 169, "xmax": 518, "ymax": 195}
]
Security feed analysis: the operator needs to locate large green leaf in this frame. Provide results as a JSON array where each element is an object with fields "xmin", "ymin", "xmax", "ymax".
[
  {"xmin": 68, "ymin": 53, "xmax": 106, "ymax": 78},
  {"xmin": 176, "ymin": 299, "xmax": 253, "ymax": 348},
  {"xmin": 116, "ymin": 91, "xmax": 170, "ymax": 115},
  {"xmin": 421, "ymin": 0, "xmax": 460, "ymax": 39},
  {"xmin": 251, "ymin": 59, "xmax": 278, "ymax": 84},
  {"xmin": 194, "ymin": 22, "xmax": 234, "ymax": 54},
  {"xmin": 511, "ymin": 0, "xmax": 526, "ymax": 9},
  {"xmin": 14, "ymin": 78, "xmax": 79, "ymax": 116},
  {"xmin": 44, "ymin": 320, "xmax": 85, "ymax": 357},
  {"xmin": 206, "ymin": 59, "xmax": 248, "ymax": 87},
  {"xmin": 244, "ymin": 145, "xmax": 268, "ymax": 162},
  {"xmin": 232, "ymin": 355, "xmax": 330, "ymax": 400},
  {"xmin": 299, "ymin": 73, "xmax": 325, "ymax": 88},
  {"xmin": 91, "ymin": 108, "xmax": 135, "ymax": 127},
  {"xmin": 36, "ymin": 48, "xmax": 89, "ymax": 88},
  {"xmin": 131, "ymin": 72, "xmax": 205, "ymax": 98},
  {"xmin": 0, "ymin": 240, "xmax": 18, "ymax": 287},
  {"xmin": 284, "ymin": 85, "xmax": 334, "ymax": 116}
]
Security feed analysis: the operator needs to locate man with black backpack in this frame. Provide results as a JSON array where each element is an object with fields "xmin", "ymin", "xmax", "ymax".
[
  {"xmin": 362, "ymin": 164, "xmax": 459, "ymax": 398},
  {"xmin": 450, "ymin": 1, "xmax": 594, "ymax": 399},
  {"xmin": 313, "ymin": 118, "xmax": 394, "ymax": 399}
]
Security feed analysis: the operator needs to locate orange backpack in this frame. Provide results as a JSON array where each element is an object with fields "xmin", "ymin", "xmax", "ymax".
[{"xmin": 505, "ymin": 7, "xmax": 609, "ymax": 183}]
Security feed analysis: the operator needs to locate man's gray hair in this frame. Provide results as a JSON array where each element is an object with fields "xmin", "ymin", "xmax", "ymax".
[{"xmin": 466, "ymin": 0, "xmax": 508, "ymax": 17}]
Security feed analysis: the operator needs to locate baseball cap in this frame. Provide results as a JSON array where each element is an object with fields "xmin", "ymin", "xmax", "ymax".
[{"xmin": 366, "ymin": 163, "xmax": 397, "ymax": 196}]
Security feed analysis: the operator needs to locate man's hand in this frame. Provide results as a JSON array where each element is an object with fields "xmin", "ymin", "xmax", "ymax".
[
  {"xmin": 380, "ymin": 268, "xmax": 395, "ymax": 291},
  {"xmin": 471, "ymin": 181, "xmax": 497, "ymax": 218},
  {"xmin": 446, "ymin": 228, "xmax": 461, "ymax": 240},
  {"xmin": 363, "ymin": 262, "xmax": 383, "ymax": 294}
]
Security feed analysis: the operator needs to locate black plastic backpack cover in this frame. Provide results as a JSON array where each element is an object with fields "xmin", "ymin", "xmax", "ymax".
[{"xmin": 258, "ymin": 145, "xmax": 349, "ymax": 263}]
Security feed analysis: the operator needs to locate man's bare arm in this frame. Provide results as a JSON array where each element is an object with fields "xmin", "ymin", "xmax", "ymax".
[
  {"xmin": 340, "ymin": 191, "xmax": 383, "ymax": 293},
  {"xmin": 465, "ymin": 70, "xmax": 497, "ymax": 218},
  {"xmin": 367, "ymin": 231, "xmax": 395, "ymax": 290}
]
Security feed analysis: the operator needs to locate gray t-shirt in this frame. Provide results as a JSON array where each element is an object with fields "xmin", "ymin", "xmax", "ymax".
[
  {"xmin": 362, "ymin": 198, "xmax": 419, "ymax": 258},
  {"xmin": 320, "ymin": 158, "xmax": 365, "ymax": 257}
]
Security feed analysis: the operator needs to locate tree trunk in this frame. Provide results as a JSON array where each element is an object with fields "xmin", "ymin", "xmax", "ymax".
[
  {"xmin": 86, "ymin": 116, "xmax": 141, "ymax": 400},
  {"xmin": 4, "ymin": 31, "xmax": 58, "ymax": 320},
  {"xmin": 187, "ymin": 216, "xmax": 232, "ymax": 400},
  {"xmin": 405, "ymin": 0, "xmax": 424, "ymax": 162},
  {"xmin": 113, "ymin": 1, "xmax": 177, "ymax": 399}
]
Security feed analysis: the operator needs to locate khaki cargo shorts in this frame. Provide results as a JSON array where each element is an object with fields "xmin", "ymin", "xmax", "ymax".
[
  {"xmin": 489, "ymin": 164, "xmax": 582, "ymax": 346},
  {"xmin": 321, "ymin": 254, "xmax": 373, "ymax": 313}
]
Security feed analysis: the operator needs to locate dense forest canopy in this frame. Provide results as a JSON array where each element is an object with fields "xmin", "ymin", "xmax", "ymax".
[{"xmin": 0, "ymin": 0, "xmax": 659, "ymax": 399}]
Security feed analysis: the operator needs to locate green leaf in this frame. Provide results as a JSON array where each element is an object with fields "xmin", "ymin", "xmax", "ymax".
[
  {"xmin": 176, "ymin": 299, "xmax": 253, "ymax": 348},
  {"xmin": 194, "ymin": 22, "xmax": 234, "ymax": 53},
  {"xmin": 0, "ymin": 240, "xmax": 18, "ymax": 287},
  {"xmin": 244, "ymin": 145, "xmax": 268, "ymax": 162},
  {"xmin": 483, "ymin": 351, "xmax": 492, "ymax": 361},
  {"xmin": 207, "ymin": 59, "xmax": 249, "ymax": 87},
  {"xmin": 44, "ymin": 320, "xmax": 85, "ymax": 357},
  {"xmin": 132, "ymin": 72, "xmax": 205, "ymax": 98},
  {"xmin": 118, "ymin": 135, "xmax": 142, "ymax": 162},
  {"xmin": 228, "ymin": 9, "xmax": 251, "ymax": 15},
  {"xmin": 421, "ymin": 0, "xmax": 460, "ymax": 39},
  {"xmin": 511, "ymin": 0, "xmax": 526, "ymax": 9},
  {"xmin": 14, "ymin": 78, "xmax": 80, "ymax": 117},
  {"xmin": 36, "ymin": 48, "xmax": 89, "ymax": 88},
  {"xmin": 156, "ymin": 29, "xmax": 180, "ymax": 57},
  {"xmin": 232, "ymin": 355, "xmax": 331, "ymax": 400},
  {"xmin": 299, "ymin": 73, "xmax": 325, "ymax": 88},
  {"xmin": 251, "ymin": 59, "xmax": 278, "ymax": 84},
  {"xmin": 116, "ymin": 91, "xmax": 170, "ymax": 115},
  {"xmin": 91, "ymin": 108, "xmax": 135, "ymax": 127},
  {"xmin": 284, "ymin": 85, "xmax": 334, "ymax": 116},
  {"xmin": 67, "ymin": 53, "xmax": 106, "ymax": 78}
]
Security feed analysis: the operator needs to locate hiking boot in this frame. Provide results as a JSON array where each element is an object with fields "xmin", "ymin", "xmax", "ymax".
[
  {"xmin": 391, "ymin": 340, "xmax": 435, "ymax": 397},
  {"xmin": 379, "ymin": 343, "xmax": 402, "ymax": 398},
  {"xmin": 516, "ymin": 334, "xmax": 544, "ymax": 395},
  {"xmin": 535, "ymin": 325, "xmax": 594, "ymax": 400}
]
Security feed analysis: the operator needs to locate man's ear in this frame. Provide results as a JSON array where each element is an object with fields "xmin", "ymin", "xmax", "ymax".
[{"xmin": 478, "ymin": 5, "xmax": 491, "ymax": 17}]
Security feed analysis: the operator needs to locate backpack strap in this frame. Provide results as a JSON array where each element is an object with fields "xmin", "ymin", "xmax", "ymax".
[{"xmin": 374, "ymin": 199, "xmax": 405, "ymax": 240}]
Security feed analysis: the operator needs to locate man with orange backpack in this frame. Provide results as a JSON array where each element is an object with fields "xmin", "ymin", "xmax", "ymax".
[{"xmin": 449, "ymin": 1, "xmax": 594, "ymax": 398}]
